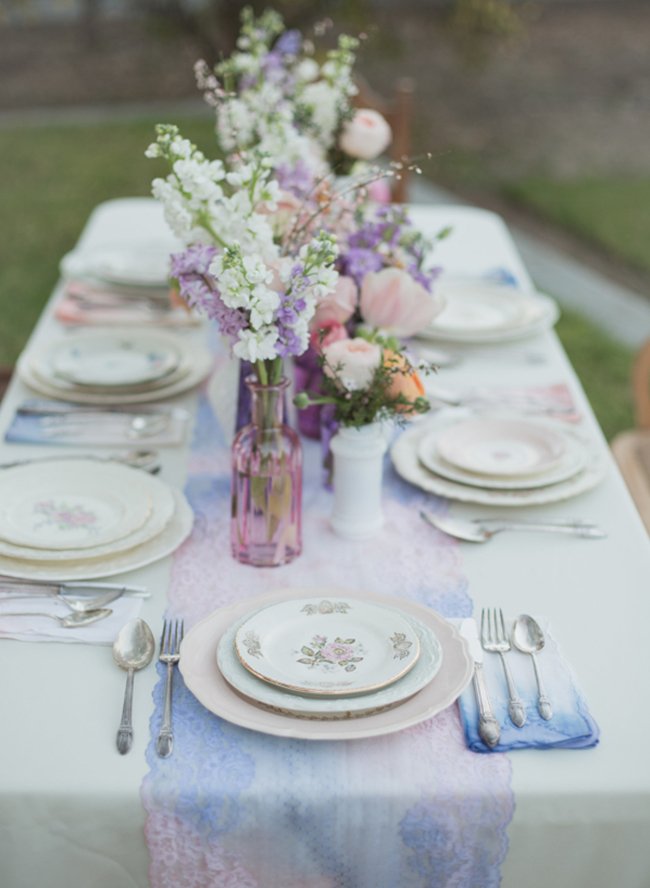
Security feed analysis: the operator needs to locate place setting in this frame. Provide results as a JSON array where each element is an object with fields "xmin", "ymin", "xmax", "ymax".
[
  {"xmin": 391, "ymin": 407, "xmax": 609, "ymax": 506},
  {"xmin": 0, "ymin": 456, "xmax": 193, "ymax": 583},
  {"xmin": 415, "ymin": 279, "xmax": 560, "ymax": 344},
  {"xmin": 178, "ymin": 587, "xmax": 475, "ymax": 741},
  {"xmin": 16, "ymin": 327, "xmax": 213, "ymax": 405}
]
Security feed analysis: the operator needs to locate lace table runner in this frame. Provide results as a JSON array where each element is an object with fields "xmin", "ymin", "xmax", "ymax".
[{"xmin": 141, "ymin": 364, "xmax": 514, "ymax": 888}]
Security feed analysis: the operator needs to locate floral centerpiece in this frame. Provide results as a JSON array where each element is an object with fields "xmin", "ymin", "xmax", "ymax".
[{"xmin": 145, "ymin": 7, "xmax": 442, "ymax": 561}]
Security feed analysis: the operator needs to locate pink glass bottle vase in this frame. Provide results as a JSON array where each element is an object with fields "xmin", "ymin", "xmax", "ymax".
[{"xmin": 231, "ymin": 376, "xmax": 302, "ymax": 567}]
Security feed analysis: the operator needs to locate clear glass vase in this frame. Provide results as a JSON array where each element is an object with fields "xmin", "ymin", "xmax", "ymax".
[{"xmin": 231, "ymin": 376, "xmax": 302, "ymax": 567}]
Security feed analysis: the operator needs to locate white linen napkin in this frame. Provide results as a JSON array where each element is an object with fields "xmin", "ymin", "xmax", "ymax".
[{"xmin": 0, "ymin": 594, "xmax": 144, "ymax": 644}]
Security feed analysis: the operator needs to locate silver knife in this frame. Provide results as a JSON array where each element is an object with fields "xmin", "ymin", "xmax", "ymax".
[
  {"xmin": 460, "ymin": 618, "xmax": 501, "ymax": 749},
  {"xmin": 0, "ymin": 577, "xmax": 149, "ymax": 597}
]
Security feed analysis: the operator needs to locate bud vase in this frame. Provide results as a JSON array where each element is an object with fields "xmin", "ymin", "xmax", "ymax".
[
  {"xmin": 329, "ymin": 423, "xmax": 387, "ymax": 540},
  {"xmin": 231, "ymin": 376, "xmax": 302, "ymax": 566}
]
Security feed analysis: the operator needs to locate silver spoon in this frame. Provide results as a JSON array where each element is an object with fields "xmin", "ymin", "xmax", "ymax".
[
  {"xmin": 511, "ymin": 615, "xmax": 553, "ymax": 720},
  {"xmin": 420, "ymin": 512, "xmax": 607, "ymax": 542},
  {"xmin": 113, "ymin": 619, "xmax": 155, "ymax": 755},
  {"xmin": 0, "ymin": 609, "xmax": 112, "ymax": 628},
  {"xmin": 0, "ymin": 588, "xmax": 128, "ymax": 613}
]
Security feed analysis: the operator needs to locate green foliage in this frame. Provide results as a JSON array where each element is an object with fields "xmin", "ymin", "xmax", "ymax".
[
  {"xmin": 506, "ymin": 177, "xmax": 650, "ymax": 275},
  {"xmin": 0, "ymin": 117, "xmax": 216, "ymax": 366},
  {"xmin": 555, "ymin": 307, "xmax": 635, "ymax": 442}
]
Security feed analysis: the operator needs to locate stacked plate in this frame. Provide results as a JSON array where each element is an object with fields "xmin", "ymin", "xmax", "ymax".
[
  {"xmin": 416, "ymin": 281, "xmax": 559, "ymax": 343},
  {"xmin": 60, "ymin": 243, "xmax": 174, "ymax": 299},
  {"xmin": 0, "ymin": 458, "xmax": 193, "ymax": 581},
  {"xmin": 391, "ymin": 409, "xmax": 609, "ymax": 506},
  {"xmin": 179, "ymin": 588, "xmax": 474, "ymax": 741},
  {"xmin": 17, "ymin": 329, "xmax": 213, "ymax": 405}
]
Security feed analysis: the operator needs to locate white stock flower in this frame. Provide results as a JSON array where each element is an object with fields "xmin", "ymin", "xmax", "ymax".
[{"xmin": 233, "ymin": 327, "xmax": 279, "ymax": 362}]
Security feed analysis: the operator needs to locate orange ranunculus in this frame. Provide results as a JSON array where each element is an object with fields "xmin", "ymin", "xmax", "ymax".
[{"xmin": 383, "ymin": 349, "xmax": 426, "ymax": 413}]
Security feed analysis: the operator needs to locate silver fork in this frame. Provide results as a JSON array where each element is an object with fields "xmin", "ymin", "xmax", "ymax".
[
  {"xmin": 156, "ymin": 619, "xmax": 184, "ymax": 758},
  {"xmin": 480, "ymin": 608, "xmax": 527, "ymax": 728}
]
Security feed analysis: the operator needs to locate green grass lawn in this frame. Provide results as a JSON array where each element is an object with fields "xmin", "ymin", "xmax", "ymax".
[
  {"xmin": 506, "ymin": 177, "xmax": 650, "ymax": 276},
  {"xmin": 0, "ymin": 117, "xmax": 216, "ymax": 365},
  {"xmin": 0, "ymin": 118, "xmax": 638, "ymax": 440}
]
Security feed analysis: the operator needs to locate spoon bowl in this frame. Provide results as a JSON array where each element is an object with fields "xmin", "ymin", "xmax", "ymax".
[
  {"xmin": 511, "ymin": 614, "xmax": 553, "ymax": 720},
  {"xmin": 113, "ymin": 618, "xmax": 155, "ymax": 755}
]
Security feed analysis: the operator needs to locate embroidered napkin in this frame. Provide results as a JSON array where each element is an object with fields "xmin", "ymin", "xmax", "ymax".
[
  {"xmin": 456, "ymin": 617, "xmax": 599, "ymax": 753},
  {"xmin": 0, "ymin": 593, "xmax": 144, "ymax": 644}
]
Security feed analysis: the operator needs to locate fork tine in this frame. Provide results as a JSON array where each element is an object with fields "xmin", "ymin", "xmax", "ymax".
[
  {"xmin": 180, "ymin": 619, "xmax": 185, "ymax": 644},
  {"xmin": 499, "ymin": 608, "xmax": 507, "ymax": 644},
  {"xmin": 166, "ymin": 619, "xmax": 172, "ymax": 655},
  {"xmin": 480, "ymin": 608, "xmax": 486, "ymax": 644},
  {"xmin": 173, "ymin": 619, "xmax": 179, "ymax": 655},
  {"xmin": 492, "ymin": 608, "xmax": 500, "ymax": 643},
  {"xmin": 160, "ymin": 619, "xmax": 167, "ymax": 653}
]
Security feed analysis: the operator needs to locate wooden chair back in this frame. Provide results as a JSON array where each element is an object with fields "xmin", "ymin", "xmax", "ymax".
[
  {"xmin": 632, "ymin": 337, "xmax": 650, "ymax": 429},
  {"xmin": 352, "ymin": 74, "xmax": 415, "ymax": 204}
]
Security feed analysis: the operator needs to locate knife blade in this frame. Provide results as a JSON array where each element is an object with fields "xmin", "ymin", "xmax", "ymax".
[{"xmin": 460, "ymin": 618, "xmax": 501, "ymax": 749}]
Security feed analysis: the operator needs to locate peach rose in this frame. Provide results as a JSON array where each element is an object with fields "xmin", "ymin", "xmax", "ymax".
[
  {"xmin": 384, "ymin": 349, "xmax": 426, "ymax": 413},
  {"xmin": 361, "ymin": 267, "xmax": 444, "ymax": 337},
  {"xmin": 323, "ymin": 337, "xmax": 381, "ymax": 391},
  {"xmin": 310, "ymin": 275, "xmax": 358, "ymax": 329},
  {"xmin": 309, "ymin": 321, "xmax": 349, "ymax": 353},
  {"xmin": 339, "ymin": 109, "xmax": 392, "ymax": 160}
]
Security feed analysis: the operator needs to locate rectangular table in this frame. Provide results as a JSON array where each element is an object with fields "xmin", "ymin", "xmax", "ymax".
[{"xmin": 1, "ymin": 198, "xmax": 649, "ymax": 888}]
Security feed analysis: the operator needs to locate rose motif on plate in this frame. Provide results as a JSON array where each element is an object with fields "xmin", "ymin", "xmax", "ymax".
[{"xmin": 296, "ymin": 635, "xmax": 366, "ymax": 672}]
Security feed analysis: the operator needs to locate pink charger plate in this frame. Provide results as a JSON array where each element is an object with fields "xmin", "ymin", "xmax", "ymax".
[{"xmin": 179, "ymin": 586, "xmax": 473, "ymax": 741}]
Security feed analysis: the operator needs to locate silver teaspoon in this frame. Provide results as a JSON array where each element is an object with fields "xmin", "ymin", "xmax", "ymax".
[
  {"xmin": 512, "ymin": 615, "xmax": 553, "ymax": 720},
  {"xmin": 113, "ymin": 619, "xmax": 155, "ymax": 755}
]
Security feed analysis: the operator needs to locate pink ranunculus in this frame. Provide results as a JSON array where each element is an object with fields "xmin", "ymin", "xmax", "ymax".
[
  {"xmin": 310, "ymin": 275, "xmax": 358, "ymax": 330},
  {"xmin": 322, "ymin": 337, "xmax": 381, "ymax": 391},
  {"xmin": 309, "ymin": 320, "xmax": 349, "ymax": 353},
  {"xmin": 339, "ymin": 109, "xmax": 392, "ymax": 160},
  {"xmin": 361, "ymin": 267, "xmax": 445, "ymax": 337}
]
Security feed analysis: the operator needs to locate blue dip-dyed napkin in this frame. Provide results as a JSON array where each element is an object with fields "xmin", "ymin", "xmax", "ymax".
[{"xmin": 456, "ymin": 617, "xmax": 600, "ymax": 753}]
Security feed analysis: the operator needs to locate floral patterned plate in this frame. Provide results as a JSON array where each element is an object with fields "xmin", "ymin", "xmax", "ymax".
[
  {"xmin": 179, "ymin": 586, "xmax": 473, "ymax": 740},
  {"xmin": 0, "ymin": 460, "xmax": 152, "ymax": 550},
  {"xmin": 234, "ymin": 597, "xmax": 420, "ymax": 696},
  {"xmin": 219, "ymin": 607, "xmax": 442, "ymax": 718}
]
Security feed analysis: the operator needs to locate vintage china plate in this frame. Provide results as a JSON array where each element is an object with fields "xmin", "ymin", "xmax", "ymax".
[
  {"xmin": 179, "ymin": 586, "xmax": 473, "ymax": 740},
  {"xmin": 51, "ymin": 332, "xmax": 180, "ymax": 387},
  {"xmin": 60, "ymin": 245, "xmax": 172, "ymax": 288},
  {"xmin": 18, "ymin": 339, "xmax": 213, "ymax": 406},
  {"xmin": 0, "ymin": 460, "xmax": 153, "ymax": 550},
  {"xmin": 234, "ymin": 598, "xmax": 420, "ymax": 696},
  {"xmin": 0, "ymin": 487, "xmax": 193, "ymax": 581},
  {"xmin": 391, "ymin": 408, "xmax": 609, "ymax": 506},
  {"xmin": 0, "ymin": 466, "xmax": 175, "ymax": 561},
  {"xmin": 219, "ymin": 608, "xmax": 442, "ymax": 718},
  {"xmin": 417, "ymin": 283, "xmax": 559, "ymax": 344},
  {"xmin": 434, "ymin": 416, "xmax": 567, "ymax": 476},
  {"xmin": 417, "ymin": 431, "xmax": 586, "ymax": 490}
]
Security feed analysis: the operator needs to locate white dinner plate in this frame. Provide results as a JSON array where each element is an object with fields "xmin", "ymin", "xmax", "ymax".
[
  {"xmin": 219, "ymin": 608, "xmax": 443, "ymax": 718},
  {"xmin": 417, "ymin": 283, "xmax": 559, "ymax": 344},
  {"xmin": 434, "ymin": 416, "xmax": 567, "ymax": 477},
  {"xmin": 0, "ymin": 466, "xmax": 175, "ymax": 561},
  {"xmin": 51, "ymin": 332, "xmax": 180, "ymax": 387},
  {"xmin": 234, "ymin": 597, "xmax": 420, "ymax": 696},
  {"xmin": 179, "ymin": 586, "xmax": 473, "ymax": 741},
  {"xmin": 0, "ymin": 460, "xmax": 153, "ymax": 550},
  {"xmin": 417, "ymin": 429, "xmax": 587, "ymax": 490},
  {"xmin": 18, "ymin": 338, "xmax": 213, "ymax": 405},
  {"xmin": 391, "ymin": 409, "xmax": 609, "ymax": 506},
  {"xmin": 0, "ymin": 487, "xmax": 193, "ymax": 581},
  {"xmin": 60, "ymin": 245, "xmax": 173, "ymax": 288}
]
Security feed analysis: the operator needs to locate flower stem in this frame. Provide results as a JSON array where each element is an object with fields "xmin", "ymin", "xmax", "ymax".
[{"xmin": 256, "ymin": 360, "xmax": 269, "ymax": 385}]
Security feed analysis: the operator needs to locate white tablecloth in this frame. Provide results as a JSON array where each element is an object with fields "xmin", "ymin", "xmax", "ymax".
[{"xmin": 1, "ymin": 198, "xmax": 649, "ymax": 888}]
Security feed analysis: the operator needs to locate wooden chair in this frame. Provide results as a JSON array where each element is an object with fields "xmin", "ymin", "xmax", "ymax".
[
  {"xmin": 352, "ymin": 74, "xmax": 415, "ymax": 204},
  {"xmin": 611, "ymin": 338, "xmax": 650, "ymax": 533}
]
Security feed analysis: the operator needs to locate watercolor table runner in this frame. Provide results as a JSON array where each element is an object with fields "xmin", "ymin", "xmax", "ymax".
[{"xmin": 140, "ymin": 344, "xmax": 514, "ymax": 888}]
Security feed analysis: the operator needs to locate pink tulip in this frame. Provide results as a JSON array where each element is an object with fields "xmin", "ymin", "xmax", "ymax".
[
  {"xmin": 309, "ymin": 321, "xmax": 349, "ymax": 353},
  {"xmin": 339, "ymin": 109, "xmax": 392, "ymax": 160},
  {"xmin": 360, "ymin": 267, "xmax": 444, "ymax": 337},
  {"xmin": 310, "ymin": 275, "xmax": 358, "ymax": 329}
]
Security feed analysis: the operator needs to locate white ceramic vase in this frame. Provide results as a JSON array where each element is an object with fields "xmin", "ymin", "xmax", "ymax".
[{"xmin": 329, "ymin": 422, "xmax": 388, "ymax": 540}]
